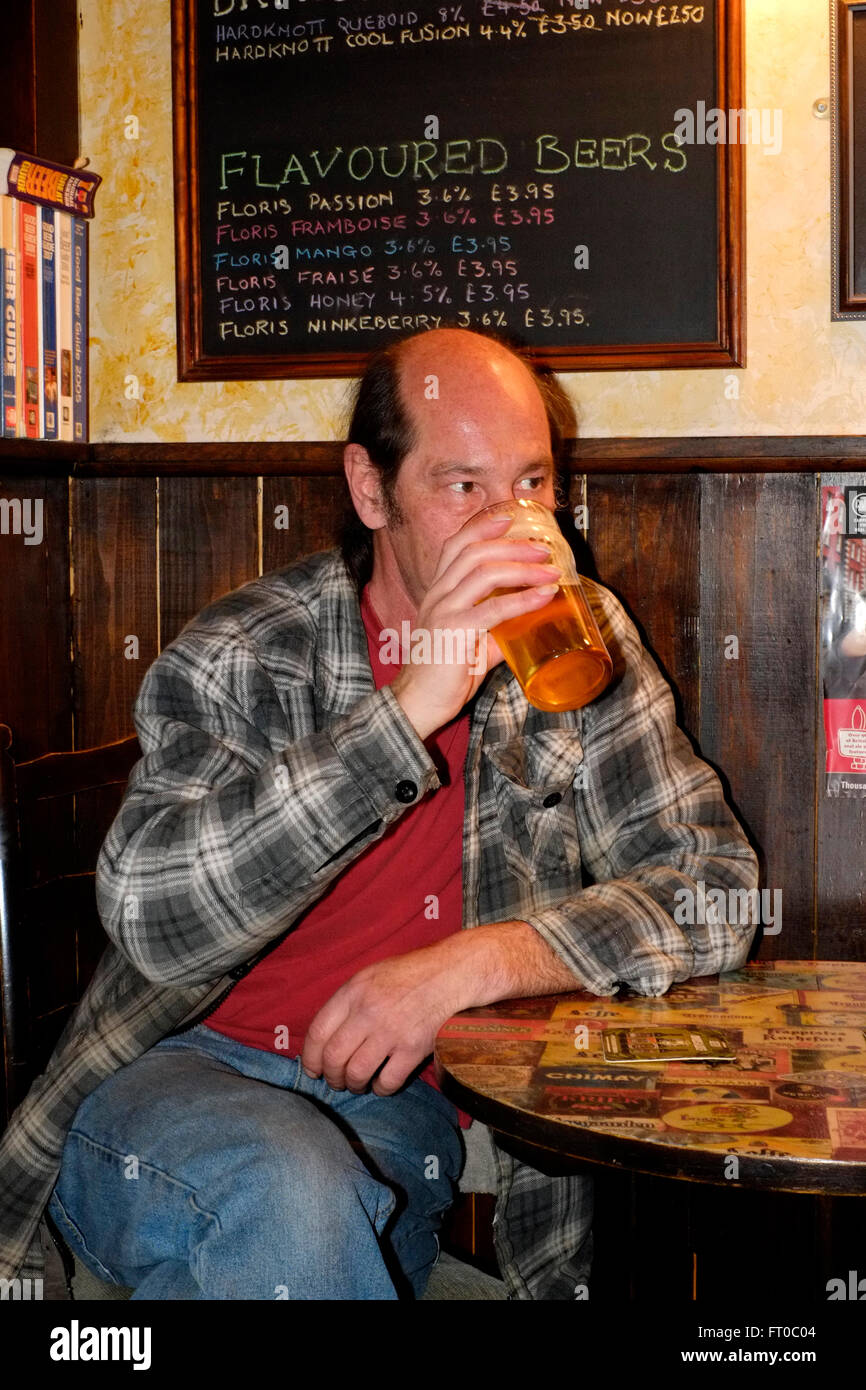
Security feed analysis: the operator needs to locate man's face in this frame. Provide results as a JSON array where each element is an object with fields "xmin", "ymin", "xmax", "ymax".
[{"xmin": 373, "ymin": 335, "xmax": 557, "ymax": 609}]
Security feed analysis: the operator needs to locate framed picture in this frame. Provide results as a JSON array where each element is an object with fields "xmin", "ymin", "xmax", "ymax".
[
  {"xmin": 832, "ymin": 0, "xmax": 866, "ymax": 316},
  {"xmin": 171, "ymin": 0, "xmax": 745, "ymax": 379}
]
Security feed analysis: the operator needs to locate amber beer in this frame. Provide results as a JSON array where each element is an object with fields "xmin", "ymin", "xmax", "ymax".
[
  {"xmin": 492, "ymin": 582, "xmax": 612, "ymax": 711},
  {"xmin": 481, "ymin": 500, "xmax": 612, "ymax": 712}
]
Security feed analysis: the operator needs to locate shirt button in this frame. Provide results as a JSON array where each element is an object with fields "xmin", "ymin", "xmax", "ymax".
[
  {"xmin": 542, "ymin": 792, "xmax": 562, "ymax": 808},
  {"xmin": 395, "ymin": 779, "xmax": 418, "ymax": 803}
]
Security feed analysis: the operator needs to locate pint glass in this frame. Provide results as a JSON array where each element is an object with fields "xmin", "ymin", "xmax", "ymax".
[{"xmin": 480, "ymin": 498, "xmax": 612, "ymax": 712}]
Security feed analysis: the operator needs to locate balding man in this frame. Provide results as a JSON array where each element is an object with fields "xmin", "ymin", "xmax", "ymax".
[{"xmin": 1, "ymin": 329, "xmax": 758, "ymax": 1300}]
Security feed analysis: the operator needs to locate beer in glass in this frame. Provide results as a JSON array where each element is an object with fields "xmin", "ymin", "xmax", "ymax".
[{"xmin": 480, "ymin": 499, "xmax": 612, "ymax": 712}]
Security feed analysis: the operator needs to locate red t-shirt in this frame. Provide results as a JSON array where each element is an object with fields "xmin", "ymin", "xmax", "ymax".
[{"xmin": 205, "ymin": 585, "xmax": 473, "ymax": 1126}]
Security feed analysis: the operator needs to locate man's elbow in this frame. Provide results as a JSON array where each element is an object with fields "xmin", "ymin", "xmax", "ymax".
[
  {"xmin": 100, "ymin": 910, "xmax": 221, "ymax": 989},
  {"xmin": 709, "ymin": 837, "xmax": 760, "ymax": 900},
  {"xmin": 726, "ymin": 917, "xmax": 760, "ymax": 972},
  {"xmin": 96, "ymin": 902, "xmax": 174, "ymax": 986},
  {"xmin": 95, "ymin": 861, "xmax": 189, "ymax": 987}
]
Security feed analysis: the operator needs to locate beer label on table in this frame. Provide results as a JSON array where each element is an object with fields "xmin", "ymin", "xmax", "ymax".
[
  {"xmin": 662, "ymin": 1103, "xmax": 794, "ymax": 1134},
  {"xmin": 601, "ymin": 1026, "xmax": 737, "ymax": 1064}
]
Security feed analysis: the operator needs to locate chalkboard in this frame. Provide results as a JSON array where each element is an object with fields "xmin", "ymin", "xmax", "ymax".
[{"xmin": 172, "ymin": 0, "xmax": 744, "ymax": 378}]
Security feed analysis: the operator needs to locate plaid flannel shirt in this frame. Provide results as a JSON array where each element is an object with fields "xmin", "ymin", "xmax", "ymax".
[{"xmin": 0, "ymin": 548, "xmax": 758, "ymax": 1298}]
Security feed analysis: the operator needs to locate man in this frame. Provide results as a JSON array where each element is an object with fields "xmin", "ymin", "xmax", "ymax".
[{"xmin": 0, "ymin": 328, "xmax": 759, "ymax": 1299}]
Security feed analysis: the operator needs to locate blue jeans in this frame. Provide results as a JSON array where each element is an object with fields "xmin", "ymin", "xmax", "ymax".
[{"xmin": 47, "ymin": 1024, "xmax": 465, "ymax": 1300}]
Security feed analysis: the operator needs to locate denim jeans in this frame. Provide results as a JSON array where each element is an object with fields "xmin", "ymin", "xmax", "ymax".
[{"xmin": 47, "ymin": 1024, "xmax": 466, "ymax": 1300}]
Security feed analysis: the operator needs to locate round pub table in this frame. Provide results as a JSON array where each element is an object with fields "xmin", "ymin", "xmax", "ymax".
[{"xmin": 434, "ymin": 960, "xmax": 866, "ymax": 1194}]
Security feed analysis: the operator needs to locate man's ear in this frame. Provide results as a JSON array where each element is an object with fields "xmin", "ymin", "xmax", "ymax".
[{"xmin": 344, "ymin": 443, "xmax": 388, "ymax": 531}]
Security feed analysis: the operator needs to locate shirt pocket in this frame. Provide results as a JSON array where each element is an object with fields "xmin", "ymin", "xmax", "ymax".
[{"xmin": 482, "ymin": 729, "xmax": 585, "ymax": 886}]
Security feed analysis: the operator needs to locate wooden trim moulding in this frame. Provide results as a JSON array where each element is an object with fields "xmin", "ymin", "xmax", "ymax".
[{"xmin": 3, "ymin": 438, "xmax": 866, "ymax": 477}]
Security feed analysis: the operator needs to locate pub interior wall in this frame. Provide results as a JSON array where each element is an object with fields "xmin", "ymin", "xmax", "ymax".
[{"xmin": 79, "ymin": 0, "xmax": 864, "ymax": 443}]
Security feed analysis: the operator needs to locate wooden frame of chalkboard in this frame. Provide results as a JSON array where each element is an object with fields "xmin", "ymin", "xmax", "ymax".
[
  {"xmin": 172, "ymin": 0, "xmax": 745, "ymax": 379},
  {"xmin": 832, "ymin": 0, "xmax": 866, "ymax": 317}
]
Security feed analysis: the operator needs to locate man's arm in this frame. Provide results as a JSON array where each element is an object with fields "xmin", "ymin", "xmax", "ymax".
[
  {"xmin": 95, "ymin": 606, "xmax": 441, "ymax": 988},
  {"xmin": 299, "ymin": 918, "xmax": 578, "ymax": 1095},
  {"xmin": 385, "ymin": 517, "xmax": 757, "ymax": 999},
  {"xmin": 304, "ymin": 591, "xmax": 758, "ymax": 1095},
  {"xmin": 519, "ymin": 590, "xmax": 759, "ymax": 999}
]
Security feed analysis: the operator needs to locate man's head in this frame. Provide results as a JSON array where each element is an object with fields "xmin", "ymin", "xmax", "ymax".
[{"xmin": 341, "ymin": 327, "xmax": 576, "ymax": 602}]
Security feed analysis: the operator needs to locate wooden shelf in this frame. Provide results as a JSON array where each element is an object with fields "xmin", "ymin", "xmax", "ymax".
[{"xmin": 2, "ymin": 436, "xmax": 866, "ymax": 476}]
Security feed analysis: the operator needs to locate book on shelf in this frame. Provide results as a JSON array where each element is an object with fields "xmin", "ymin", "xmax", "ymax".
[
  {"xmin": 1, "ymin": 194, "xmax": 17, "ymax": 437},
  {"xmin": 56, "ymin": 212, "xmax": 73, "ymax": 440},
  {"xmin": 19, "ymin": 198, "xmax": 40, "ymax": 440},
  {"xmin": 0, "ymin": 149, "xmax": 100, "ymax": 442},
  {"xmin": 71, "ymin": 217, "xmax": 87, "ymax": 443},
  {"xmin": 0, "ymin": 149, "xmax": 100, "ymax": 219},
  {"xmin": 40, "ymin": 207, "xmax": 58, "ymax": 440}
]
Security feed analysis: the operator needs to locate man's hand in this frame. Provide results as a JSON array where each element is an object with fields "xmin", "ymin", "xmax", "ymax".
[
  {"xmin": 300, "ymin": 941, "xmax": 470, "ymax": 1096},
  {"xmin": 391, "ymin": 510, "xmax": 561, "ymax": 740},
  {"xmin": 300, "ymin": 921, "xmax": 582, "ymax": 1096}
]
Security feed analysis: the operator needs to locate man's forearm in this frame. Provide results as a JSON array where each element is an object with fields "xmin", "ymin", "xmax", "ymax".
[
  {"xmin": 452, "ymin": 919, "xmax": 584, "ymax": 1011},
  {"xmin": 302, "ymin": 918, "xmax": 584, "ymax": 1094}
]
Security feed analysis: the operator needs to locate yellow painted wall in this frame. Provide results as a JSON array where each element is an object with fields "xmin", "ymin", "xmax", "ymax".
[{"xmin": 79, "ymin": 0, "xmax": 866, "ymax": 442}]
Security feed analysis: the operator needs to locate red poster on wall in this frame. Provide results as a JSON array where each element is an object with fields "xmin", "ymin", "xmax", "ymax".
[{"xmin": 821, "ymin": 480, "xmax": 866, "ymax": 796}]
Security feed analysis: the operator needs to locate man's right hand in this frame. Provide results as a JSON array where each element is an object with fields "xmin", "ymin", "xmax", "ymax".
[{"xmin": 390, "ymin": 510, "xmax": 561, "ymax": 739}]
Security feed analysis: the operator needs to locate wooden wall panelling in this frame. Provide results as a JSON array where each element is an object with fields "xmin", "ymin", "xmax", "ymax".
[
  {"xmin": 581, "ymin": 474, "xmax": 702, "ymax": 740},
  {"xmin": 817, "ymin": 785, "xmax": 866, "ymax": 958},
  {"xmin": 0, "ymin": 474, "xmax": 76, "ymax": 1080},
  {"xmin": 1, "ymin": 2, "xmax": 39, "ymax": 156},
  {"xmin": 598, "ymin": 1178, "xmax": 851, "ymax": 1303},
  {"xmin": 84, "ymin": 442, "xmax": 341, "ymax": 477},
  {"xmin": 564, "ymin": 474, "xmax": 598, "ymax": 589},
  {"xmin": 6, "ymin": 437, "xmax": 866, "ymax": 476},
  {"xmin": 689, "ymin": 1186, "xmax": 866, "ymax": 1303},
  {"xmin": 1, "ymin": 1, "xmax": 80, "ymax": 167},
  {"xmin": 699, "ymin": 474, "xmax": 817, "ymax": 960},
  {"xmin": 71, "ymin": 478, "xmax": 158, "ymax": 749},
  {"xmin": 25, "ymin": 869, "xmax": 94, "ymax": 1074},
  {"xmin": 157, "ymin": 477, "xmax": 259, "ymax": 648},
  {"xmin": 688, "ymin": 1184, "xmax": 823, "ymax": 1301},
  {"xmin": 32, "ymin": 0, "xmax": 80, "ymax": 165},
  {"xmin": 629, "ymin": 1172, "xmax": 697, "ymax": 1301},
  {"xmin": 816, "ymin": 1193, "xmax": 866, "ymax": 1294},
  {"xmin": 0, "ymin": 476, "xmax": 72, "ymax": 762},
  {"xmin": 439, "ymin": 1193, "xmax": 499, "ymax": 1277},
  {"xmin": 591, "ymin": 1168, "xmax": 695, "ymax": 1302},
  {"xmin": 261, "ymin": 474, "xmax": 348, "ymax": 574},
  {"xmin": 571, "ymin": 436, "xmax": 866, "ymax": 470},
  {"xmin": 70, "ymin": 477, "xmax": 158, "ymax": 986}
]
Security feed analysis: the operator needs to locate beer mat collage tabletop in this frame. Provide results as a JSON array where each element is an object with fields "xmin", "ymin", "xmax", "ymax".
[{"xmin": 434, "ymin": 961, "xmax": 866, "ymax": 1185}]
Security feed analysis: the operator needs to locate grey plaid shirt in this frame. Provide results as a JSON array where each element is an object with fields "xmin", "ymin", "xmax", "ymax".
[{"xmin": 0, "ymin": 549, "xmax": 758, "ymax": 1298}]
